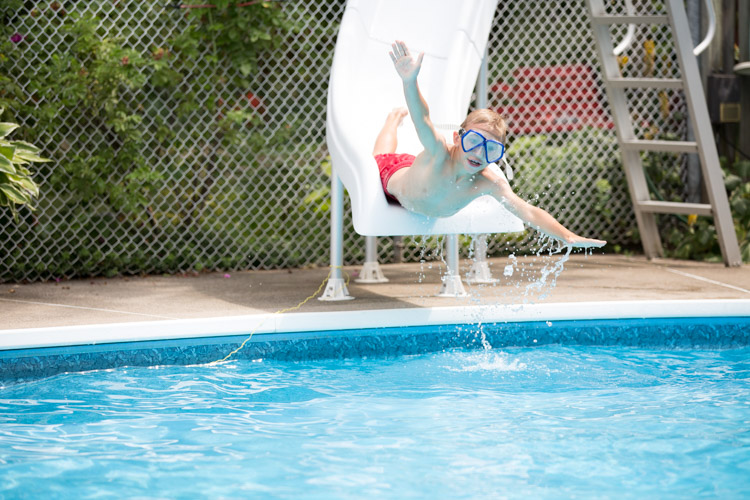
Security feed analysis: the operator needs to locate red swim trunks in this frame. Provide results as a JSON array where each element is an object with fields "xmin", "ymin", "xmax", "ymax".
[{"xmin": 374, "ymin": 153, "xmax": 415, "ymax": 204}]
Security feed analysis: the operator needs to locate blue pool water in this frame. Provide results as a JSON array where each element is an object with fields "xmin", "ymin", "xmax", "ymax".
[{"xmin": 1, "ymin": 343, "xmax": 749, "ymax": 498}]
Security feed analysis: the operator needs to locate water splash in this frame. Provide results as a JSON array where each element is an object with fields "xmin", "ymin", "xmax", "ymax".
[
  {"xmin": 450, "ymin": 350, "xmax": 528, "ymax": 372},
  {"xmin": 408, "ymin": 234, "xmax": 576, "ymax": 330},
  {"xmin": 523, "ymin": 243, "xmax": 572, "ymax": 301},
  {"xmin": 476, "ymin": 322, "xmax": 491, "ymax": 350},
  {"xmin": 503, "ymin": 254, "xmax": 517, "ymax": 277}
]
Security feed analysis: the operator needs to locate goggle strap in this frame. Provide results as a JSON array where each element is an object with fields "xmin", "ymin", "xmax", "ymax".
[{"xmin": 502, "ymin": 156, "xmax": 513, "ymax": 180}]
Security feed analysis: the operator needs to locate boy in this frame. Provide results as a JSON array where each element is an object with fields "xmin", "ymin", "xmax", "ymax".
[{"xmin": 375, "ymin": 40, "xmax": 606, "ymax": 249}]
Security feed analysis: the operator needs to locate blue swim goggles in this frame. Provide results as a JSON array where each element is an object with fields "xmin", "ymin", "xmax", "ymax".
[{"xmin": 459, "ymin": 128, "xmax": 505, "ymax": 163}]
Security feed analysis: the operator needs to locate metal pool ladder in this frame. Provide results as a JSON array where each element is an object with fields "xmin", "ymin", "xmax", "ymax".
[{"xmin": 586, "ymin": 0, "xmax": 741, "ymax": 266}]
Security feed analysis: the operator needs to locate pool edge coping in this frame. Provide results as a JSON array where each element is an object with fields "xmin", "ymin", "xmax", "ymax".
[{"xmin": 2, "ymin": 299, "xmax": 750, "ymax": 351}]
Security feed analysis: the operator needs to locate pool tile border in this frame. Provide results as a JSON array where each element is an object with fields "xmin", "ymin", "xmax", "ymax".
[
  {"xmin": 1, "ymin": 316, "xmax": 749, "ymax": 383},
  {"xmin": 1, "ymin": 299, "xmax": 749, "ymax": 351}
]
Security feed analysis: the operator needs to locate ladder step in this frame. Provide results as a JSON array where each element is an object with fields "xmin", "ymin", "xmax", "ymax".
[
  {"xmin": 621, "ymin": 139, "xmax": 699, "ymax": 153},
  {"xmin": 637, "ymin": 201, "xmax": 713, "ymax": 216},
  {"xmin": 607, "ymin": 77, "xmax": 683, "ymax": 89},
  {"xmin": 590, "ymin": 15, "xmax": 669, "ymax": 25}
]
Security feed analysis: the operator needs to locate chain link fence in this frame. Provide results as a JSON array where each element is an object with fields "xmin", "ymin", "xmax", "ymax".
[{"xmin": 2, "ymin": 0, "xmax": 697, "ymax": 282}]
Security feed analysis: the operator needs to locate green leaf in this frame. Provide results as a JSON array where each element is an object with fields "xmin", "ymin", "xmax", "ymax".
[
  {"xmin": 7, "ymin": 173, "xmax": 40, "ymax": 197},
  {"xmin": 14, "ymin": 165, "xmax": 30, "ymax": 176},
  {"xmin": 725, "ymin": 174, "xmax": 742, "ymax": 192},
  {"xmin": 731, "ymin": 198, "xmax": 748, "ymax": 217},
  {"xmin": 741, "ymin": 242, "xmax": 750, "ymax": 263},
  {"xmin": 0, "ymin": 154, "xmax": 16, "ymax": 174},
  {"xmin": 239, "ymin": 61, "xmax": 254, "ymax": 75},
  {"xmin": 0, "ymin": 123, "xmax": 19, "ymax": 138},
  {"xmin": 15, "ymin": 151, "xmax": 51, "ymax": 163},
  {"xmin": 0, "ymin": 183, "xmax": 30, "ymax": 204},
  {"xmin": 10, "ymin": 140, "xmax": 41, "ymax": 154},
  {"xmin": 0, "ymin": 144, "xmax": 15, "ymax": 161}
]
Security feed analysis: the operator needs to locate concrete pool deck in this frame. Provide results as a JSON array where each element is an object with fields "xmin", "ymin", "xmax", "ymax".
[{"xmin": 1, "ymin": 255, "xmax": 749, "ymax": 335}]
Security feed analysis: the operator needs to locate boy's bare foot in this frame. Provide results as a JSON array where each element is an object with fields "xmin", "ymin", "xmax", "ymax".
[
  {"xmin": 386, "ymin": 107, "xmax": 408, "ymax": 127},
  {"xmin": 373, "ymin": 108, "xmax": 409, "ymax": 155}
]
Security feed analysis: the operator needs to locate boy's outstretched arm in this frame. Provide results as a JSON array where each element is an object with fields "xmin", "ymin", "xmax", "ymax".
[
  {"xmin": 388, "ymin": 40, "xmax": 445, "ymax": 155},
  {"xmin": 484, "ymin": 171, "xmax": 607, "ymax": 248}
]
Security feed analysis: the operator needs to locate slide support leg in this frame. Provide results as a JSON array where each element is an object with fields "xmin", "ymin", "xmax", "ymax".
[
  {"xmin": 319, "ymin": 172, "xmax": 354, "ymax": 301},
  {"xmin": 466, "ymin": 234, "xmax": 499, "ymax": 284},
  {"xmin": 438, "ymin": 235, "xmax": 468, "ymax": 297},
  {"xmin": 356, "ymin": 236, "xmax": 389, "ymax": 283}
]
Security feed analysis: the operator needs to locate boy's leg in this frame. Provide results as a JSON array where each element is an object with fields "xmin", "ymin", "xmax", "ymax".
[{"xmin": 372, "ymin": 108, "xmax": 408, "ymax": 155}]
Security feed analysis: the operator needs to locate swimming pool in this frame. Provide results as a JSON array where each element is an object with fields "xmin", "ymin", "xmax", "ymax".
[
  {"xmin": 1, "ymin": 341, "xmax": 748, "ymax": 498},
  {"xmin": 1, "ymin": 309, "xmax": 749, "ymax": 498}
]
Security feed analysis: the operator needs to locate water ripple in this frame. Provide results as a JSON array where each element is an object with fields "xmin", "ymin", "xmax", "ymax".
[{"xmin": 0, "ymin": 346, "xmax": 748, "ymax": 499}]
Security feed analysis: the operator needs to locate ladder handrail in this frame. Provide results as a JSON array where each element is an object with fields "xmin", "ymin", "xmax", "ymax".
[
  {"xmin": 613, "ymin": 0, "xmax": 635, "ymax": 56},
  {"xmin": 612, "ymin": 0, "xmax": 716, "ymax": 57},
  {"xmin": 693, "ymin": 0, "xmax": 715, "ymax": 56}
]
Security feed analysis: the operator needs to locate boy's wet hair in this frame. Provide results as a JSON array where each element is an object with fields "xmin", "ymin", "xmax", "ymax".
[{"xmin": 460, "ymin": 109, "xmax": 507, "ymax": 142}]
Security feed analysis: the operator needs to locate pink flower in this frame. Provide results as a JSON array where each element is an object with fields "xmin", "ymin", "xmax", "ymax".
[
  {"xmin": 223, "ymin": 273, "xmax": 231, "ymax": 278},
  {"xmin": 10, "ymin": 33, "xmax": 24, "ymax": 44}
]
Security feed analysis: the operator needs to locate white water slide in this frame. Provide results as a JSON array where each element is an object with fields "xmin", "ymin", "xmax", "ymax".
[
  {"xmin": 326, "ymin": 0, "xmax": 524, "ymax": 236},
  {"xmin": 322, "ymin": 0, "xmax": 524, "ymax": 299}
]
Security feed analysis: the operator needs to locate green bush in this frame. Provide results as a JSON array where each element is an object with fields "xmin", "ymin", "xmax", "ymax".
[
  {"xmin": 0, "ymin": 1, "xmax": 329, "ymax": 282},
  {"xmin": 0, "ymin": 110, "xmax": 49, "ymax": 221},
  {"xmin": 505, "ymin": 127, "xmax": 637, "ymax": 248},
  {"xmin": 660, "ymin": 158, "xmax": 750, "ymax": 263}
]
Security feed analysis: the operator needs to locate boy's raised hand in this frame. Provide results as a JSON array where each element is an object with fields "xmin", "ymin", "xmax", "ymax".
[{"xmin": 389, "ymin": 40, "xmax": 424, "ymax": 83}]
